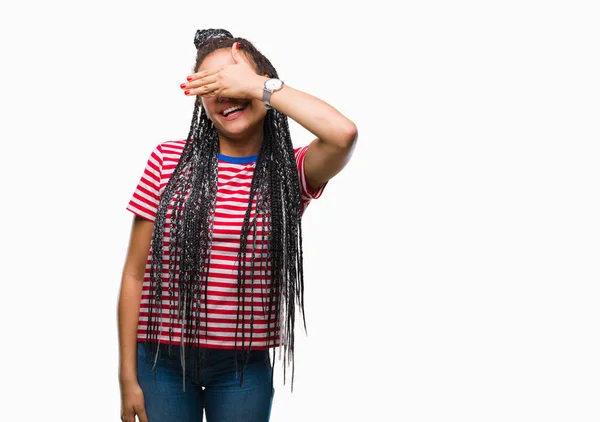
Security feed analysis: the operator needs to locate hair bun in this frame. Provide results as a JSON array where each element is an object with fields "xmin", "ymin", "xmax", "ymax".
[{"xmin": 194, "ymin": 29, "xmax": 233, "ymax": 49}]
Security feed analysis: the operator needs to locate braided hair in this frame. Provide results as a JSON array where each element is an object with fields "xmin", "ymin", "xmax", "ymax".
[{"xmin": 142, "ymin": 29, "xmax": 306, "ymax": 392}]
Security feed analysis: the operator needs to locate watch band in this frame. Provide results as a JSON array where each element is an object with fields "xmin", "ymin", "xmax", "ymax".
[
  {"xmin": 263, "ymin": 79, "xmax": 284, "ymax": 110},
  {"xmin": 262, "ymin": 89, "xmax": 273, "ymax": 110}
]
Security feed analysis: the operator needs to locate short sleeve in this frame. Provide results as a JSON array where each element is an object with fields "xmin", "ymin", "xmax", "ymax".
[
  {"xmin": 294, "ymin": 145, "xmax": 328, "ymax": 212},
  {"xmin": 126, "ymin": 143, "xmax": 163, "ymax": 222}
]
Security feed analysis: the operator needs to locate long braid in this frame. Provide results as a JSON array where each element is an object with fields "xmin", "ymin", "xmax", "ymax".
[{"xmin": 144, "ymin": 29, "xmax": 307, "ymax": 393}]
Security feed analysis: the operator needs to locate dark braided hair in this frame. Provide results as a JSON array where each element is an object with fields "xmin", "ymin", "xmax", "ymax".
[{"xmin": 143, "ymin": 29, "xmax": 306, "ymax": 393}]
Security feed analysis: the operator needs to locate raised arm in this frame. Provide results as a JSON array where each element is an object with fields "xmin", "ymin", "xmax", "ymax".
[
  {"xmin": 182, "ymin": 43, "xmax": 358, "ymax": 193},
  {"xmin": 250, "ymin": 79, "xmax": 358, "ymax": 193}
]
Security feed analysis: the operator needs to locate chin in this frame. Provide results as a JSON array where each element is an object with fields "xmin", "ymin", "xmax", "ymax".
[{"xmin": 224, "ymin": 112, "xmax": 265, "ymax": 130}]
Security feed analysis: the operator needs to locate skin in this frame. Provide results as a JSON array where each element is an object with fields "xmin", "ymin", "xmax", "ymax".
[
  {"xmin": 193, "ymin": 47, "xmax": 269, "ymax": 158},
  {"xmin": 183, "ymin": 43, "xmax": 358, "ymax": 193},
  {"xmin": 118, "ymin": 216, "xmax": 152, "ymax": 422},
  {"xmin": 117, "ymin": 42, "xmax": 357, "ymax": 422}
]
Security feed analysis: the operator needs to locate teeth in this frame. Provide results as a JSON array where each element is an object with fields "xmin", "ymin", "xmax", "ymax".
[{"xmin": 222, "ymin": 104, "xmax": 246, "ymax": 116}]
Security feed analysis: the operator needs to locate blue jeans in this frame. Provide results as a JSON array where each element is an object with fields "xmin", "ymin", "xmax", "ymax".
[{"xmin": 137, "ymin": 342, "xmax": 274, "ymax": 422}]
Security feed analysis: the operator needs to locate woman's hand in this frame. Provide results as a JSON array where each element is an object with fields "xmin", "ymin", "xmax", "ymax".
[
  {"xmin": 120, "ymin": 380, "xmax": 148, "ymax": 422},
  {"xmin": 181, "ymin": 43, "xmax": 265, "ymax": 100}
]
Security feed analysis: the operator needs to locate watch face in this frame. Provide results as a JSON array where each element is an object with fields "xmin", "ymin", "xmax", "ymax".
[{"xmin": 265, "ymin": 78, "xmax": 283, "ymax": 91}]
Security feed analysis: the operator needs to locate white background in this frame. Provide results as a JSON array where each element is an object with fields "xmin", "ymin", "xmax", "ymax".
[{"xmin": 1, "ymin": 0, "xmax": 599, "ymax": 421}]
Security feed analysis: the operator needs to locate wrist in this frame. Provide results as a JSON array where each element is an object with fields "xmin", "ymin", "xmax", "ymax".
[
  {"xmin": 119, "ymin": 364, "xmax": 137, "ymax": 384},
  {"xmin": 119, "ymin": 373, "xmax": 138, "ymax": 385},
  {"xmin": 251, "ymin": 75, "xmax": 269, "ymax": 101}
]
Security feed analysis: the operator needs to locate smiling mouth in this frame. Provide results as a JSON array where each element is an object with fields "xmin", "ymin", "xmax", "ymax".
[{"xmin": 220, "ymin": 103, "xmax": 249, "ymax": 120}]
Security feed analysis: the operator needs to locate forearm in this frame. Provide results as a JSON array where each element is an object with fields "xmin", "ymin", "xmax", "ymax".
[
  {"xmin": 117, "ymin": 275, "xmax": 144, "ymax": 384},
  {"xmin": 250, "ymin": 76, "xmax": 357, "ymax": 148}
]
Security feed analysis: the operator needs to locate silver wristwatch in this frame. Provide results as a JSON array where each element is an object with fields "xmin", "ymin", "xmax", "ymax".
[{"xmin": 262, "ymin": 78, "xmax": 284, "ymax": 109}]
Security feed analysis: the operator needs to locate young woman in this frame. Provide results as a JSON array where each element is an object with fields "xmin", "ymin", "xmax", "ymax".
[{"xmin": 118, "ymin": 28, "xmax": 357, "ymax": 422}]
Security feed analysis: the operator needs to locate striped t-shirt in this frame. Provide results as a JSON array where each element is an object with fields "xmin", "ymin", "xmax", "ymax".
[{"xmin": 126, "ymin": 139, "xmax": 326, "ymax": 349}]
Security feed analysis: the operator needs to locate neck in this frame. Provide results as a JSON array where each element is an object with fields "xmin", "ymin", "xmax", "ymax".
[{"xmin": 218, "ymin": 126, "xmax": 264, "ymax": 157}]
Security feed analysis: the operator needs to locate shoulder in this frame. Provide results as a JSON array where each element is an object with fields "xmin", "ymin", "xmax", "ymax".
[
  {"xmin": 151, "ymin": 139, "xmax": 187, "ymax": 165},
  {"xmin": 158, "ymin": 139, "xmax": 187, "ymax": 156}
]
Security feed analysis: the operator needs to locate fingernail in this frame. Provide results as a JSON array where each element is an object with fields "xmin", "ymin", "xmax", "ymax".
[
  {"xmin": 186, "ymin": 76, "xmax": 193, "ymax": 81},
  {"xmin": 184, "ymin": 90, "xmax": 190, "ymax": 95},
  {"xmin": 180, "ymin": 83, "xmax": 186, "ymax": 89},
  {"xmin": 235, "ymin": 42, "xmax": 239, "ymax": 50}
]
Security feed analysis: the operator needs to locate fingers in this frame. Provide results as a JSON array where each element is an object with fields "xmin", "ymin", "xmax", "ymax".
[
  {"xmin": 121, "ymin": 405, "xmax": 148, "ymax": 422},
  {"xmin": 182, "ymin": 73, "xmax": 220, "ymax": 96},
  {"xmin": 185, "ymin": 81, "xmax": 220, "ymax": 97},
  {"xmin": 136, "ymin": 406, "xmax": 149, "ymax": 422},
  {"xmin": 186, "ymin": 67, "xmax": 219, "ymax": 82},
  {"xmin": 121, "ymin": 409, "xmax": 135, "ymax": 422},
  {"xmin": 184, "ymin": 74, "xmax": 218, "ymax": 90},
  {"xmin": 231, "ymin": 42, "xmax": 253, "ymax": 68},
  {"xmin": 231, "ymin": 42, "xmax": 241, "ymax": 64}
]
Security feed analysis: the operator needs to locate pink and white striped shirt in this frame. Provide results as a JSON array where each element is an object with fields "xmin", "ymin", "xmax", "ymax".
[{"xmin": 126, "ymin": 139, "xmax": 326, "ymax": 349}]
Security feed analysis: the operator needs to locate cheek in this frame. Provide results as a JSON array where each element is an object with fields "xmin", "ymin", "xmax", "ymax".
[
  {"xmin": 250, "ymin": 99, "xmax": 267, "ymax": 117},
  {"xmin": 202, "ymin": 99, "xmax": 219, "ymax": 120}
]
